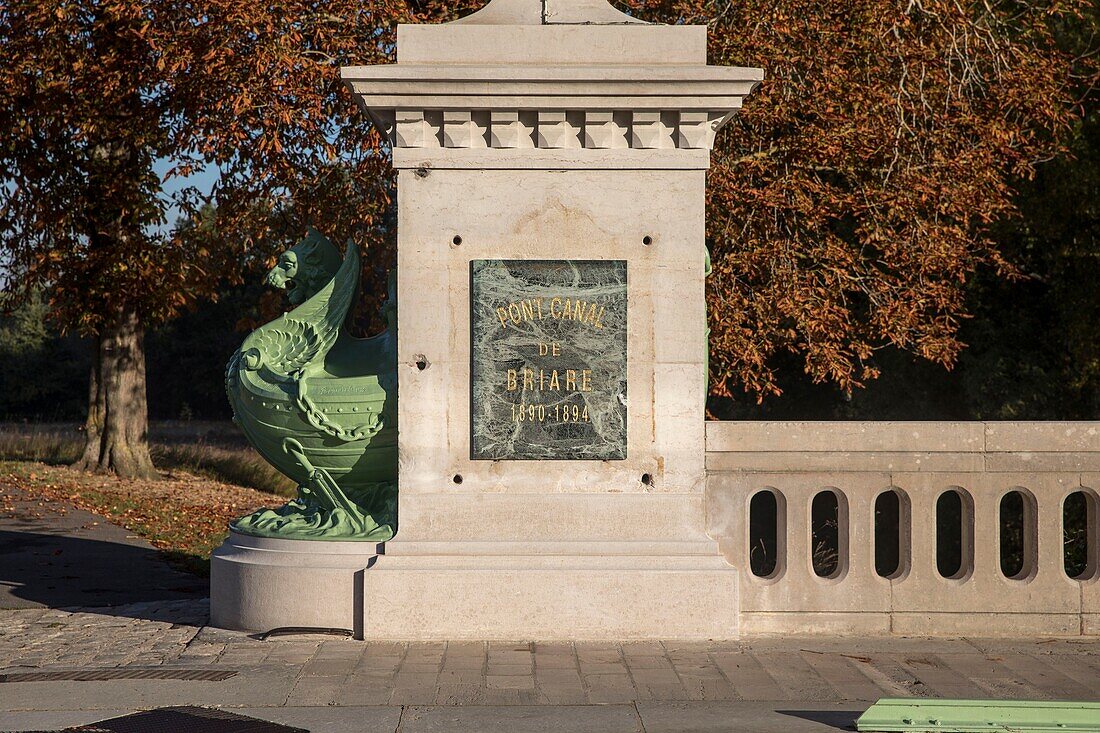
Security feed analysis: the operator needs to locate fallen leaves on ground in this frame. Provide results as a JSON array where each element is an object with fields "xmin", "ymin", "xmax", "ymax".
[{"xmin": 0, "ymin": 460, "xmax": 283, "ymax": 574}]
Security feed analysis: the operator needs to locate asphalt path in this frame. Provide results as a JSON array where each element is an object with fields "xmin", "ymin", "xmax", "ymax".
[{"xmin": 0, "ymin": 486, "xmax": 206, "ymax": 610}]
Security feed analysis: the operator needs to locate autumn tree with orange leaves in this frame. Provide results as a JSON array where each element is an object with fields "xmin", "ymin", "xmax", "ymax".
[
  {"xmin": 0, "ymin": 0, "xmax": 1093, "ymax": 480},
  {"xmin": 624, "ymin": 0, "xmax": 1094, "ymax": 404},
  {"xmin": 0, "ymin": 1, "xmax": 476, "ymax": 478}
]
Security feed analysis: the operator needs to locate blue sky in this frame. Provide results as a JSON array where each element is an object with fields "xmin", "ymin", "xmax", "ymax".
[{"xmin": 153, "ymin": 158, "xmax": 220, "ymax": 232}]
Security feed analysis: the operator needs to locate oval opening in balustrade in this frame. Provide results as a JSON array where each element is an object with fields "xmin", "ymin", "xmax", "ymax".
[
  {"xmin": 936, "ymin": 489, "xmax": 974, "ymax": 580},
  {"xmin": 1064, "ymin": 490, "xmax": 1098, "ymax": 581},
  {"xmin": 1000, "ymin": 489, "xmax": 1037, "ymax": 581},
  {"xmin": 811, "ymin": 489, "xmax": 848, "ymax": 580},
  {"xmin": 875, "ymin": 488, "xmax": 911, "ymax": 579},
  {"xmin": 749, "ymin": 489, "xmax": 785, "ymax": 579}
]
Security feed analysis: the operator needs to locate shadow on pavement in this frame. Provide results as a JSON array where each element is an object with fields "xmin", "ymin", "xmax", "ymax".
[
  {"xmin": 68, "ymin": 706, "xmax": 305, "ymax": 733},
  {"xmin": 0, "ymin": 519, "xmax": 206, "ymax": 616},
  {"xmin": 777, "ymin": 708, "xmax": 863, "ymax": 731}
]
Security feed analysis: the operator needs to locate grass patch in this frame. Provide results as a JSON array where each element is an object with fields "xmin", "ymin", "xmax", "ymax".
[
  {"xmin": 0, "ymin": 422, "xmax": 295, "ymax": 497},
  {"xmin": 0, "ymin": 425, "xmax": 81, "ymax": 464},
  {"xmin": 151, "ymin": 442, "xmax": 295, "ymax": 498}
]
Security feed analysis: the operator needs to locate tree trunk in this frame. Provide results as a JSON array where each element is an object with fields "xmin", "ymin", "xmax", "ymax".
[
  {"xmin": 73, "ymin": 336, "xmax": 104, "ymax": 471},
  {"xmin": 72, "ymin": 307, "xmax": 157, "ymax": 479}
]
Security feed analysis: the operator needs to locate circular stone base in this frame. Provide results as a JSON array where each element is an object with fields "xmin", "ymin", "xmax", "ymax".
[{"xmin": 210, "ymin": 531, "xmax": 382, "ymax": 636}]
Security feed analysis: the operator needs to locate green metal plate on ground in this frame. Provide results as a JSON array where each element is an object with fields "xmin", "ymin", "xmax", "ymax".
[{"xmin": 857, "ymin": 698, "xmax": 1100, "ymax": 732}]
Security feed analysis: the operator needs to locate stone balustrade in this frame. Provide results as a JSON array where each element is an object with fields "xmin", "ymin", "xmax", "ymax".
[{"xmin": 705, "ymin": 421, "xmax": 1100, "ymax": 636}]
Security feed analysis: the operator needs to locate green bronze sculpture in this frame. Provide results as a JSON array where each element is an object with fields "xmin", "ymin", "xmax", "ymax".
[{"xmin": 225, "ymin": 229, "xmax": 397, "ymax": 540}]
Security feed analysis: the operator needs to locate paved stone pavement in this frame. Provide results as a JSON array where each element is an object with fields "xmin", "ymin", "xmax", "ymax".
[
  {"xmin": 3, "ymin": 603, "xmax": 1100, "ymax": 731},
  {"xmin": 4, "ymin": 489, "xmax": 1100, "ymax": 731}
]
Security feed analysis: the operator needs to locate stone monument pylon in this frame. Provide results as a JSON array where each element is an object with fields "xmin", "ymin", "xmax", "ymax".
[{"xmin": 338, "ymin": 0, "xmax": 762, "ymax": 639}]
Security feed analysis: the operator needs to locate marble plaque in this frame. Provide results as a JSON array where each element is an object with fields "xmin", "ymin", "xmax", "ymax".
[{"xmin": 470, "ymin": 259, "xmax": 627, "ymax": 460}]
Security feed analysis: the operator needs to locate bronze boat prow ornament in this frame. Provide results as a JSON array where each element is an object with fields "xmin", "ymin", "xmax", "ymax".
[{"xmin": 225, "ymin": 230, "xmax": 397, "ymax": 540}]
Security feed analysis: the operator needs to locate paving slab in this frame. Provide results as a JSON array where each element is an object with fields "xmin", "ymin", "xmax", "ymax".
[
  {"xmin": 936, "ymin": 652, "xmax": 1049, "ymax": 699},
  {"xmin": 711, "ymin": 652, "xmax": 785, "ymax": 701},
  {"xmin": 241, "ymin": 706, "xmax": 403, "ymax": 733},
  {"xmin": 398, "ymin": 704, "xmax": 643, "ymax": 733},
  {"xmin": 750, "ymin": 651, "xmax": 839, "ymax": 701},
  {"xmin": 800, "ymin": 651, "xmax": 889, "ymax": 702},
  {"xmin": 993, "ymin": 652, "xmax": 1098, "ymax": 700},
  {"xmin": 857, "ymin": 655, "xmax": 939, "ymax": 698}
]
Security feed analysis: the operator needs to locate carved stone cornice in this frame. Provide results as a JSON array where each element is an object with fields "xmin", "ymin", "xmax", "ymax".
[
  {"xmin": 340, "ymin": 1, "xmax": 763, "ymax": 169},
  {"xmin": 341, "ymin": 65, "xmax": 760, "ymax": 152}
]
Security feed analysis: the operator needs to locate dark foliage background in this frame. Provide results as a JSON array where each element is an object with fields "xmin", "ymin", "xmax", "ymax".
[
  {"xmin": 3, "ymin": 102, "xmax": 1098, "ymax": 423},
  {"xmin": 0, "ymin": 1, "xmax": 1096, "ymax": 424},
  {"xmin": 710, "ymin": 99, "xmax": 1099, "ymax": 420}
]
